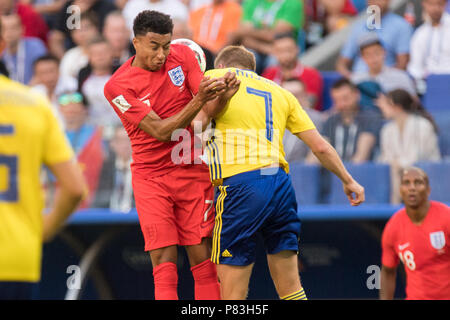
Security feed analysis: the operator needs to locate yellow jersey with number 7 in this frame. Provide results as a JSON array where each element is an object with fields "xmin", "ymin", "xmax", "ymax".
[
  {"xmin": 0, "ymin": 75, "xmax": 74, "ymax": 282},
  {"xmin": 203, "ymin": 68, "xmax": 316, "ymax": 184}
]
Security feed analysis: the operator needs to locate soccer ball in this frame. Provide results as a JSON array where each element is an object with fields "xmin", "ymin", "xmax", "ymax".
[{"xmin": 171, "ymin": 38, "xmax": 207, "ymax": 73}]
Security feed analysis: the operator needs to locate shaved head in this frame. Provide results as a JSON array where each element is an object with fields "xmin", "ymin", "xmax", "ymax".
[
  {"xmin": 400, "ymin": 167, "xmax": 429, "ymax": 187},
  {"xmin": 400, "ymin": 167, "xmax": 431, "ymax": 210}
]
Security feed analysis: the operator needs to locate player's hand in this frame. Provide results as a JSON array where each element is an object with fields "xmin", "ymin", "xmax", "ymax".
[
  {"xmin": 343, "ymin": 179, "xmax": 365, "ymax": 206},
  {"xmin": 218, "ymin": 71, "xmax": 241, "ymax": 101},
  {"xmin": 196, "ymin": 76, "xmax": 227, "ymax": 103}
]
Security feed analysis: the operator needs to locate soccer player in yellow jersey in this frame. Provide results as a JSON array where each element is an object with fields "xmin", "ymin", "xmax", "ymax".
[
  {"xmin": 0, "ymin": 21, "xmax": 85, "ymax": 299},
  {"xmin": 198, "ymin": 46, "xmax": 365, "ymax": 300}
]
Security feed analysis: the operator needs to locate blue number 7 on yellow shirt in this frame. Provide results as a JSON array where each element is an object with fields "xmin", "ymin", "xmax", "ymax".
[{"xmin": 246, "ymin": 87, "xmax": 273, "ymax": 142}]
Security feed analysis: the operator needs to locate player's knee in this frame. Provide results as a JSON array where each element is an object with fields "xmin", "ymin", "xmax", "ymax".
[{"xmin": 149, "ymin": 246, "xmax": 177, "ymax": 267}]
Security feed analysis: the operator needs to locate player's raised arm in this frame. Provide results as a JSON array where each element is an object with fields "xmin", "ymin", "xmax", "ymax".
[
  {"xmin": 192, "ymin": 71, "xmax": 241, "ymax": 131},
  {"xmin": 296, "ymin": 129, "xmax": 365, "ymax": 206},
  {"xmin": 137, "ymin": 76, "xmax": 226, "ymax": 142}
]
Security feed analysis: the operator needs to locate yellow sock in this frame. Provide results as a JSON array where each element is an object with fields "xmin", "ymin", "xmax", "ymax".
[{"xmin": 280, "ymin": 288, "xmax": 307, "ymax": 300}]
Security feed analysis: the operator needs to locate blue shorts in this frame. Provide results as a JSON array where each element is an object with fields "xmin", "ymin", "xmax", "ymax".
[{"xmin": 211, "ymin": 167, "xmax": 301, "ymax": 266}]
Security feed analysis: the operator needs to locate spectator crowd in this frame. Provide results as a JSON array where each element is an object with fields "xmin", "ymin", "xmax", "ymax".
[{"xmin": 1, "ymin": 0, "xmax": 449, "ymax": 207}]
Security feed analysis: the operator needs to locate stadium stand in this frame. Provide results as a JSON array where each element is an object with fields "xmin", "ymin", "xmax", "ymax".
[
  {"xmin": 320, "ymin": 71, "xmax": 341, "ymax": 110},
  {"xmin": 423, "ymin": 74, "xmax": 450, "ymax": 112},
  {"xmin": 415, "ymin": 161, "xmax": 450, "ymax": 203},
  {"xmin": 328, "ymin": 162, "xmax": 391, "ymax": 204},
  {"xmin": 432, "ymin": 110, "xmax": 450, "ymax": 160},
  {"xmin": 289, "ymin": 163, "xmax": 321, "ymax": 205}
]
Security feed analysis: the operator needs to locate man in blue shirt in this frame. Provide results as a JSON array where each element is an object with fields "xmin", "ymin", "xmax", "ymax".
[
  {"xmin": 336, "ymin": 0, "xmax": 413, "ymax": 78},
  {"xmin": 0, "ymin": 14, "xmax": 47, "ymax": 84}
]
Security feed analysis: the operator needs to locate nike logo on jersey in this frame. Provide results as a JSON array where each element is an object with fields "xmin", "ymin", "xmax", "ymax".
[
  {"xmin": 138, "ymin": 93, "xmax": 151, "ymax": 107},
  {"xmin": 398, "ymin": 242, "xmax": 410, "ymax": 250},
  {"xmin": 138, "ymin": 92, "xmax": 151, "ymax": 101}
]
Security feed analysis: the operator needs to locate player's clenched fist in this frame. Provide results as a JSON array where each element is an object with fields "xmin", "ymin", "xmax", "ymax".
[
  {"xmin": 196, "ymin": 76, "xmax": 227, "ymax": 103},
  {"xmin": 220, "ymin": 71, "xmax": 241, "ymax": 100},
  {"xmin": 343, "ymin": 180, "xmax": 365, "ymax": 206}
]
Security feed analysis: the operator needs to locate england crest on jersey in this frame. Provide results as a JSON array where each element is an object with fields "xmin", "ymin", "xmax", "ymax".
[
  {"xmin": 168, "ymin": 66, "xmax": 185, "ymax": 86},
  {"xmin": 430, "ymin": 231, "xmax": 446, "ymax": 250}
]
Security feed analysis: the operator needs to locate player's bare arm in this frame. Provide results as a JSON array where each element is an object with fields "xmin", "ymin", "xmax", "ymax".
[
  {"xmin": 138, "ymin": 76, "xmax": 226, "ymax": 141},
  {"xmin": 192, "ymin": 71, "xmax": 241, "ymax": 131},
  {"xmin": 379, "ymin": 265, "xmax": 397, "ymax": 300},
  {"xmin": 296, "ymin": 129, "xmax": 365, "ymax": 206},
  {"xmin": 43, "ymin": 159, "xmax": 86, "ymax": 242}
]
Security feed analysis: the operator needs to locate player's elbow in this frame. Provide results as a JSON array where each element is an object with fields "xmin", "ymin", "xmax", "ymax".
[
  {"xmin": 311, "ymin": 139, "xmax": 331, "ymax": 156},
  {"xmin": 67, "ymin": 182, "xmax": 86, "ymax": 204}
]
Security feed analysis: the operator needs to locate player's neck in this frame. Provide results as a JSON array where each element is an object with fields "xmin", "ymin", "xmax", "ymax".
[
  {"xmin": 406, "ymin": 201, "xmax": 431, "ymax": 225},
  {"xmin": 131, "ymin": 56, "xmax": 150, "ymax": 71}
]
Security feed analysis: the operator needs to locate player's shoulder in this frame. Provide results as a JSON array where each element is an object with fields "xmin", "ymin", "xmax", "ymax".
[
  {"xmin": 0, "ymin": 75, "xmax": 49, "ymax": 109},
  {"xmin": 168, "ymin": 43, "xmax": 195, "ymax": 64},
  {"xmin": 105, "ymin": 58, "xmax": 136, "ymax": 94},
  {"xmin": 430, "ymin": 201, "xmax": 450, "ymax": 218},
  {"xmin": 386, "ymin": 207, "xmax": 408, "ymax": 228},
  {"xmin": 170, "ymin": 43, "xmax": 192, "ymax": 56},
  {"xmin": 205, "ymin": 67, "xmax": 229, "ymax": 78}
]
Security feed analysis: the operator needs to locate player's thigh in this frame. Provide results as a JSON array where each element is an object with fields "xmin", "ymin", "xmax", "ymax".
[
  {"xmin": 132, "ymin": 175, "xmax": 179, "ymax": 252},
  {"xmin": 266, "ymin": 250, "xmax": 301, "ymax": 296},
  {"xmin": 261, "ymin": 172, "xmax": 301, "ymax": 257},
  {"xmin": 216, "ymin": 263, "xmax": 254, "ymax": 300},
  {"xmin": 172, "ymin": 168, "xmax": 215, "ymax": 247},
  {"xmin": 211, "ymin": 182, "xmax": 268, "ymax": 266}
]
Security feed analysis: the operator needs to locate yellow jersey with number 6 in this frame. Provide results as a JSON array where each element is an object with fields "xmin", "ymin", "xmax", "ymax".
[
  {"xmin": 203, "ymin": 68, "xmax": 315, "ymax": 184},
  {"xmin": 0, "ymin": 75, "xmax": 74, "ymax": 282}
]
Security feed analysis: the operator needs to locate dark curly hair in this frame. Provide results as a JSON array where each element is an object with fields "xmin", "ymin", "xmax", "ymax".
[
  {"xmin": 133, "ymin": 10, "xmax": 174, "ymax": 37},
  {"xmin": 387, "ymin": 89, "xmax": 439, "ymax": 134}
]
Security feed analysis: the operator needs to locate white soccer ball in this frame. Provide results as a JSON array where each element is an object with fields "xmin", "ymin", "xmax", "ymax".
[{"xmin": 171, "ymin": 38, "xmax": 207, "ymax": 73}]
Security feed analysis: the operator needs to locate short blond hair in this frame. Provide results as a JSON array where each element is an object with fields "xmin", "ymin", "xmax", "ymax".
[{"xmin": 214, "ymin": 45, "xmax": 256, "ymax": 71}]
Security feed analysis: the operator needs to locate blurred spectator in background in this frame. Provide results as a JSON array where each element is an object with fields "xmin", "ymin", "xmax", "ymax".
[
  {"xmin": 0, "ymin": 13, "xmax": 47, "ymax": 84},
  {"xmin": 262, "ymin": 32, "xmax": 323, "ymax": 110},
  {"xmin": 102, "ymin": 10, "xmax": 132, "ymax": 68},
  {"xmin": 172, "ymin": 17, "xmax": 215, "ymax": 70},
  {"xmin": 282, "ymin": 78, "xmax": 326, "ymax": 163},
  {"xmin": 59, "ymin": 11, "xmax": 100, "ymax": 80},
  {"xmin": 188, "ymin": 0, "xmax": 242, "ymax": 55},
  {"xmin": 78, "ymin": 37, "xmax": 120, "ymax": 138},
  {"xmin": 123, "ymin": 0, "xmax": 189, "ymax": 37},
  {"xmin": 318, "ymin": 0, "xmax": 358, "ymax": 32},
  {"xmin": 0, "ymin": 0, "xmax": 49, "ymax": 43},
  {"xmin": 376, "ymin": 89, "xmax": 441, "ymax": 203},
  {"xmin": 408, "ymin": 0, "xmax": 450, "ymax": 95},
  {"xmin": 58, "ymin": 91, "xmax": 104, "ymax": 208},
  {"xmin": 321, "ymin": 78, "xmax": 382, "ymax": 163},
  {"xmin": 30, "ymin": 54, "xmax": 77, "ymax": 125},
  {"xmin": 183, "ymin": 0, "xmax": 211, "ymax": 11},
  {"xmin": 49, "ymin": 0, "xmax": 116, "ymax": 58},
  {"xmin": 351, "ymin": 33, "xmax": 416, "ymax": 111},
  {"xmin": 336, "ymin": 0, "xmax": 413, "ymax": 78},
  {"xmin": 93, "ymin": 125, "xmax": 134, "ymax": 212},
  {"xmin": 304, "ymin": 0, "xmax": 362, "ymax": 47},
  {"xmin": 21, "ymin": 0, "xmax": 67, "ymax": 29},
  {"xmin": 232, "ymin": 0, "xmax": 304, "ymax": 74}
]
